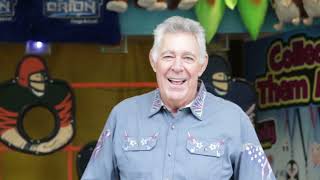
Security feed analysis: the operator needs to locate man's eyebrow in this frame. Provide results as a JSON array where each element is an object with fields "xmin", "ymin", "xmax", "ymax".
[
  {"xmin": 160, "ymin": 50, "xmax": 174, "ymax": 55},
  {"xmin": 159, "ymin": 51, "xmax": 197, "ymax": 57},
  {"xmin": 183, "ymin": 52, "xmax": 196, "ymax": 57}
]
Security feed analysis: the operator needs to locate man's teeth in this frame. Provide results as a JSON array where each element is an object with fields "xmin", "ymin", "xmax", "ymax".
[{"xmin": 168, "ymin": 78, "xmax": 186, "ymax": 85}]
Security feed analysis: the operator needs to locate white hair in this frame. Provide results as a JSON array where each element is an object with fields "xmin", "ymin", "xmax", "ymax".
[{"xmin": 150, "ymin": 16, "xmax": 207, "ymax": 64}]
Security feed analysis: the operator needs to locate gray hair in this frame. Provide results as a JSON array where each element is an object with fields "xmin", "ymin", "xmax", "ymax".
[{"xmin": 150, "ymin": 16, "xmax": 207, "ymax": 64}]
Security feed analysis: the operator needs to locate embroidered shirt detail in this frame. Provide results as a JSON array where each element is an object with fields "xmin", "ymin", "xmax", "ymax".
[
  {"xmin": 123, "ymin": 132, "xmax": 159, "ymax": 151},
  {"xmin": 187, "ymin": 132, "xmax": 224, "ymax": 157},
  {"xmin": 92, "ymin": 129, "xmax": 111, "ymax": 159},
  {"xmin": 243, "ymin": 143, "xmax": 273, "ymax": 180},
  {"xmin": 150, "ymin": 90, "xmax": 162, "ymax": 114},
  {"xmin": 150, "ymin": 81, "xmax": 207, "ymax": 119},
  {"xmin": 190, "ymin": 83, "xmax": 207, "ymax": 119}
]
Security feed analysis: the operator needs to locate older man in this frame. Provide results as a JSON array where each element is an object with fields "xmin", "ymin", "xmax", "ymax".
[{"xmin": 81, "ymin": 16, "xmax": 276, "ymax": 180}]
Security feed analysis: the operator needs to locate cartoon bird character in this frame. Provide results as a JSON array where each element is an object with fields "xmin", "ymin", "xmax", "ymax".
[
  {"xmin": 302, "ymin": 0, "xmax": 320, "ymax": 25},
  {"xmin": 271, "ymin": 0, "xmax": 309, "ymax": 30},
  {"xmin": 106, "ymin": 0, "xmax": 129, "ymax": 13}
]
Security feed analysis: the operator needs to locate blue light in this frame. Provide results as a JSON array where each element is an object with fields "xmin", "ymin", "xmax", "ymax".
[
  {"xmin": 25, "ymin": 40, "xmax": 51, "ymax": 55},
  {"xmin": 34, "ymin": 41, "xmax": 44, "ymax": 49}
]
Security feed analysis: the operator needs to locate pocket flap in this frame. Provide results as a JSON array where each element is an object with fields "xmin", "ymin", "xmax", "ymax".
[
  {"xmin": 186, "ymin": 136, "xmax": 224, "ymax": 157},
  {"xmin": 122, "ymin": 135, "xmax": 158, "ymax": 151}
]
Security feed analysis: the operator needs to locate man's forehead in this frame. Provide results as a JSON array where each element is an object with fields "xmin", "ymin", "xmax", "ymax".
[
  {"xmin": 159, "ymin": 33, "xmax": 200, "ymax": 56},
  {"xmin": 161, "ymin": 32, "xmax": 197, "ymax": 43}
]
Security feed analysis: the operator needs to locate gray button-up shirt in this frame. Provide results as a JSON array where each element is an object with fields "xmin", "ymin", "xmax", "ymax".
[{"xmin": 82, "ymin": 83, "xmax": 276, "ymax": 180}]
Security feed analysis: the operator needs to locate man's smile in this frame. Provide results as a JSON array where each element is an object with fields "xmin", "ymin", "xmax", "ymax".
[{"xmin": 167, "ymin": 78, "xmax": 187, "ymax": 85}]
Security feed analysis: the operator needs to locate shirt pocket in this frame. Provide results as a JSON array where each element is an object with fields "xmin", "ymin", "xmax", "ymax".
[
  {"xmin": 184, "ymin": 135, "xmax": 225, "ymax": 179},
  {"xmin": 121, "ymin": 134, "xmax": 158, "ymax": 175}
]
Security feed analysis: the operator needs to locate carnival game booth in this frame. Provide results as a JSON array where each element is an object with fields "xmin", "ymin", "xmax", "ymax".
[
  {"xmin": 0, "ymin": 0, "xmax": 320, "ymax": 179},
  {"xmin": 245, "ymin": 25, "xmax": 320, "ymax": 180}
]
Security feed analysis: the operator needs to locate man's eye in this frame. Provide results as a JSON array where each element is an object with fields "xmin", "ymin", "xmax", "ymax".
[
  {"xmin": 163, "ymin": 56, "xmax": 174, "ymax": 60},
  {"xmin": 184, "ymin": 57, "xmax": 194, "ymax": 62}
]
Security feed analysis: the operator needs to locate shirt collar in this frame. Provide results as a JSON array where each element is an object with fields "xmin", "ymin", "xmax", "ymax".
[{"xmin": 149, "ymin": 81, "xmax": 207, "ymax": 120}]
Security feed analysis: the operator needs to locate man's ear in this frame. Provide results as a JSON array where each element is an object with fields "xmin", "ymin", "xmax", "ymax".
[
  {"xmin": 149, "ymin": 51, "xmax": 157, "ymax": 72},
  {"xmin": 199, "ymin": 54, "xmax": 208, "ymax": 77}
]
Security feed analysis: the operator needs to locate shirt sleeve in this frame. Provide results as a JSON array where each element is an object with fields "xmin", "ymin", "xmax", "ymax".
[
  {"xmin": 81, "ymin": 108, "xmax": 119, "ymax": 180},
  {"xmin": 234, "ymin": 110, "xmax": 276, "ymax": 180}
]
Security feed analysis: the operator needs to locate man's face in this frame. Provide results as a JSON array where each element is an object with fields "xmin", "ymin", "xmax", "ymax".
[
  {"xmin": 150, "ymin": 32, "xmax": 208, "ymax": 110},
  {"xmin": 29, "ymin": 72, "xmax": 46, "ymax": 92}
]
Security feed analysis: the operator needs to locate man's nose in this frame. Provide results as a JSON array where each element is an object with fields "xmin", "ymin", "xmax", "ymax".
[{"xmin": 171, "ymin": 58, "xmax": 183, "ymax": 72}]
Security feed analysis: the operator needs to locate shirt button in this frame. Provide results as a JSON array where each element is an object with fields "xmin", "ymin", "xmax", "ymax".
[
  {"xmin": 171, "ymin": 125, "xmax": 175, "ymax": 130},
  {"xmin": 168, "ymin": 153, "xmax": 172, "ymax": 157}
]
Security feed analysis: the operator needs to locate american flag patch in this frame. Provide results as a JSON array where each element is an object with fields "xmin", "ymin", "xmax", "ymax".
[{"xmin": 243, "ymin": 143, "xmax": 273, "ymax": 180}]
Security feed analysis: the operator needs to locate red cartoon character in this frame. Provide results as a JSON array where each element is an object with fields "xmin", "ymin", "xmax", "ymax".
[{"xmin": 0, "ymin": 55, "xmax": 76, "ymax": 155}]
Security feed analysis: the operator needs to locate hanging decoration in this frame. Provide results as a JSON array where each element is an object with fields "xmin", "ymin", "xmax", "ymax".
[
  {"xmin": 303, "ymin": 0, "xmax": 320, "ymax": 25},
  {"xmin": 225, "ymin": 0, "xmax": 238, "ymax": 9},
  {"xmin": 195, "ymin": 0, "xmax": 226, "ymax": 43},
  {"xmin": 195, "ymin": 0, "xmax": 268, "ymax": 42},
  {"xmin": 271, "ymin": 0, "xmax": 309, "ymax": 30},
  {"xmin": 143, "ymin": 0, "xmax": 169, "ymax": 11},
  {"xmin": 238, "ymin": 0, "xmax": 268, "ymax": 40},
  {"xmin": 107, "ymin": 0, "xmax": 129, "ymax": 13}
]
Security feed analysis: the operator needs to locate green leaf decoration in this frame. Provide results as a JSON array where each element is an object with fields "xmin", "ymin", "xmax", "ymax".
[
  {"xmin": 238, "ymin": 0, "xmax": 268, "ymax": 40},
  {"xmin": 195, "ymin": 0, "xmax": 226, "ymax": 43},
  {"xmin": 225, "ymin": 0, "xmax": 238, "ymax": 10}
]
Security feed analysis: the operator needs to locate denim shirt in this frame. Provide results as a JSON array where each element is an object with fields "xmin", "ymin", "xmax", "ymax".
[{"xmin": 82, "ymin": 83, "xmax": 276, "ymax": 180}]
